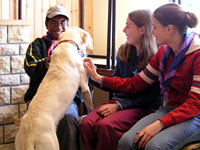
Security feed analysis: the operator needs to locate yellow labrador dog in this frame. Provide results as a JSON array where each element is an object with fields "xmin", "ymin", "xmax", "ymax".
[{"xmin": 15, "ymin": 27, "xmax": 94, "ymax": 150}]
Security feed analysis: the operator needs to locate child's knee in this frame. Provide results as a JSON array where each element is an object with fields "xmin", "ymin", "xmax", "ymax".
[
  {"xmin": 118, "ymin": 134, "xmax": 136, "ymax": 150},
  {"xmin": 145, "ymin": 138, "xmax": 168, "ymax": 150}
]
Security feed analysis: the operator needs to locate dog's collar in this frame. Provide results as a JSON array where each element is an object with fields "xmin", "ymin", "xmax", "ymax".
[{"xmin": 57, "ymin": 40, "xmax": 80, "ymax": 50}]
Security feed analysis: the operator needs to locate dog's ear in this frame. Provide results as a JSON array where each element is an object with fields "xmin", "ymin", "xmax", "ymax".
[
  {"xmin": 82, "ymin": 31, "xmax": 93, "ymax": 50},
  {"xmin": 72, "ymin": 27, "xmax": 93, "ymax": 50}
]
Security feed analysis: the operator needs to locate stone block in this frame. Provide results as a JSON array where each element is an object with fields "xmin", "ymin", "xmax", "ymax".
[
  {"xmin": 20, "ymin": 103, "xmax": 27, "ymax": 117},
  {"xmin": 0, "ymin": 75, "xmax": 20, "ymax": 86},
  {"xmin": 11, "ymin": 55, "xmax": 25, "ymax": 73},
  {"xmin": 20, "ymin": 44, "xmax": 29, "ymax": 54},
  {"xmin": 8, "ymin": 26, "xmax": 30, "ymax": 43},
  {"xmin": 0, "ymin": 44, "xmax": 19, "ymax": 55},
  {"xmin": 4, "ymin": 124, "xmax": 18, "ymax": 143},
  {"xmin": 20, "ymin": 74, "xmax": 29, "ymax": 84},
  {"xmin": 11, "ymin": 85, "xmax": 28, "ymax": 104},
  {"xmin": 0, "ymin": 26, "xmax": 7, "ymax": 43},
  {"xmin": 0, "ymin": 87, "xmax": 10, "ymax": 105},
  {"xmin": 0, "ymin": 105, "xmax": 18, "ymax": 125},
  {"xmin": 0, "ymin": 56, "xmax": 10, "ymax": 74},
  {"xmin": 0, "ymin": 143, "xmax": 15, "ymax": 150}
]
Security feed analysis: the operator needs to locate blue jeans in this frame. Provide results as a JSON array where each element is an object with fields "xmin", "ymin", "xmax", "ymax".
[
  {"xmin": 118, "ymin": 106, "xmax": 200, "ymax": 150},
  {"xmin": 66, "ymin": 101, "xmax": 79, "ymax": 120}
]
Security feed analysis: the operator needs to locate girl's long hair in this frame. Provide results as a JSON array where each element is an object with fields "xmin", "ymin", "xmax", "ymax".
[{"xmin": 119, "ymin": 9, "xmax": 157, "ymax": 69}]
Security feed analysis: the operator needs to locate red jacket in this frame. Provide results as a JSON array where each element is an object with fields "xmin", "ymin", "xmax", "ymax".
[{"xmin": 103, "ymin": 35, "xmax": 200, "ymax": 128}]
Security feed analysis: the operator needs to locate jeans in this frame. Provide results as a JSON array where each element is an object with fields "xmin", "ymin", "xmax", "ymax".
[
  {"xmin": 66, "ymin": 101, "xmax": 79, "ymax": 120},
  {"xmin": 118, "ymin": 106, "xmax": 200, "ymax": 150}
]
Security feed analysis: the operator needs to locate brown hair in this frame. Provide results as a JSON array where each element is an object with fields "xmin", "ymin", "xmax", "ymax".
[
  {"xmin": 119, "ymin": 9, "xmax": 157, "ymax": 69},
  {"xmin": 153, "ymin": 3, "xmax": 198, "ymax": 35}
]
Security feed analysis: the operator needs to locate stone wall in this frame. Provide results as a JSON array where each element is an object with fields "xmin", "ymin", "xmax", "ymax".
[{"xmin": 0, "ymin": 24, "xmax": 30, "ymax": 150}]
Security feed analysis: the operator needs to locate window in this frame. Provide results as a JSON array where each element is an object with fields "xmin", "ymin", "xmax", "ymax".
[{"xmin": 180, "ymin": 0, "xmax": 200, "ymax": 34}]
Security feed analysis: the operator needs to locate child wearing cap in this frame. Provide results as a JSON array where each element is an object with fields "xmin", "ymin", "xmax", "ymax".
[{"xmin": 24, "ymin": 5, "xmax": 81, "ymax": 150}]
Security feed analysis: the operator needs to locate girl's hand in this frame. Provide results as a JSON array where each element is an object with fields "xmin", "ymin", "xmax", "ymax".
[
  {"xmin": 83, "ymin": 58, "xmax": 103, "ymax": 84},
  {"xmin": 97, "ymin": 103, "xmax": 117, "ymax": 117},
  {"xmin": 134, "ymin": 120, "xmax": 164, "ymax": 148}
]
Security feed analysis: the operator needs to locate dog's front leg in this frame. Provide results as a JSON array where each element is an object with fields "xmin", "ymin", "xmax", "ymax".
[
  {"xmin": 81, "ymin": 89, "xmax": 94, "ymax": 113},
  {"xmin": 79, "ymin": 67, "xmax": 94, "ymax": 113}
]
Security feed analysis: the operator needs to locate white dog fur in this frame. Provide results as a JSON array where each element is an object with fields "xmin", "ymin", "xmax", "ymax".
[{"xmin": 15, "ymin": 27, "xmax": 94, "ymax": 150}]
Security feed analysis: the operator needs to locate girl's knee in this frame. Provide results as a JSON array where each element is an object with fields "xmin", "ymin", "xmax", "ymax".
[
  {"xmin": 79, "ymin": 116, "xmax": 91, "ymax": 130},
  {"xmin": 118, "ymin": 136, "xmax": 127, "ymax": 149},
  {"xmin": 118, "ymin": 134, "xmax": 136, "ymax": 150},
  {"xmin": 96, "ymin": 119, "xmax": 110, "ymax": 128},
  {"xmin": 145, "ymin": 139, "xmax": 169, "ymax": 150}
]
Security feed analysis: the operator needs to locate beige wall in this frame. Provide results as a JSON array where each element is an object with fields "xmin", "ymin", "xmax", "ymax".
[{"xmin": 93, "ymin": 0, "xmax": 108, "ymax": 56}]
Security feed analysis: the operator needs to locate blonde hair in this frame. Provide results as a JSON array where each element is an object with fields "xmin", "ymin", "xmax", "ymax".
[{"xmin": 119, "ymin": 9, "xmax": 157, "ymax": 69}]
